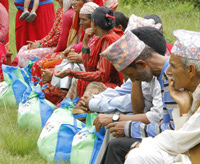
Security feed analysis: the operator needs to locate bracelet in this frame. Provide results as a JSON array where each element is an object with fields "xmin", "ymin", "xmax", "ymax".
[
  {"xmin": 38, "ymin": 43, "xmax": 41, "ymax": 48},
  {"xmin": 82, "ymin": 47, "xmax": 90, "ymax": 54}
]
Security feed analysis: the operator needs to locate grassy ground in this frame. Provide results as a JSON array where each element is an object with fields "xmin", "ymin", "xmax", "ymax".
[{"xmin": 1, "ymin": 0, "xmax": 200, "ymax": 164}]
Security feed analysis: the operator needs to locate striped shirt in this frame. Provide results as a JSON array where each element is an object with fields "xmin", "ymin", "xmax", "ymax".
[{"xmin": 124, "ymin": 59, "xmax": 177, "ymax": 139}]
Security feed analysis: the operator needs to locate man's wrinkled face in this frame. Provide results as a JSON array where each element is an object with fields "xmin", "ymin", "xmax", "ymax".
[
  {"xmin": 166, "ymin": 54, "xmax": 190, "ymax": 90},
  {"xmin": 121, "ymin": 65, "xmax": 153, "ymax": 82}
]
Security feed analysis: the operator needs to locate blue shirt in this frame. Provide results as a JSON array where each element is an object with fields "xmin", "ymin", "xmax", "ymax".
[
  {"xmin": 89, "ymin": 78, "xmax": 163, "ymax": 123},
  {"xmin": 124, "ymin": 59, "xmax": 177, "ymax": 139},
  {"xmin": 89, "ymin": 79, "xmax": 133, "ymax": 113}
]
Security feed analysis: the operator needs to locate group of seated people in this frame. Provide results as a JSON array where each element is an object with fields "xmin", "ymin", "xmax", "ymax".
[{"xmin": 1, "ymin": 0, "xmax": 200, "ymax": 163}]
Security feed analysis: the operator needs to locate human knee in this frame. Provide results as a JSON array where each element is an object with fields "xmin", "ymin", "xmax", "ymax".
[{"xmin": 125, "ymin": 150, "xmax": 144, "ymax": 164}]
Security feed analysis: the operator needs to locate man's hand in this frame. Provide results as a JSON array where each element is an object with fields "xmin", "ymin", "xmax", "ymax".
[
  {"xmin": 168, "ymin": 76, "xmax": 192, "ymax": 114},
  {"xmin": 79, "ymin": 94, "xmax": 94, "ymax": 112},
  {"xmin": 93, "ymin": 114, "xmax": 113, "ymax": 132},
  {"xmin": 106, "ymin": 121, "xmax": 126, "ymax": 137},
  {"xmin": 54, "ymin": 68, "xmax": 71, "ymax": 78}
]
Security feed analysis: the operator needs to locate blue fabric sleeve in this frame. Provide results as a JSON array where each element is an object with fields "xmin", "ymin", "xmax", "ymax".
[
  {"xmin": 89, "ymin": 94, "xmax": 132, "ymax": 113},
  {"xmin": 124, "ymin": 121, "xmax": 175, "ymax": 139}
]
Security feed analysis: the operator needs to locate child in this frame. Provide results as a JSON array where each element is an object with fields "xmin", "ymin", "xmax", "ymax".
[{"xmin": 19, "ymin": 0, "xmax": 39, "ymax": 22}]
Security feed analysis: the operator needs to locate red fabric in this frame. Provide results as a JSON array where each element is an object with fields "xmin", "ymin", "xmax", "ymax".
[
  {"xmin": 71, "ymin": 29, "xmax": 124, "ymax": 97},
  {"xmin": 71, "ymin": 12, "xmax": 80, "ymax": 33},
  {"xmin": 41, "ymin": 58, "xmax": 62, "ymax": 69},
  {"xmin": 54, "ymin": 8, "xmax": 75, "ymax": 52},
  {"xmin": 71, "ymin": 42, "xmax": 83, "ymax": 53},
  {"xmin": 31, "ymin": 35, "xmax": 98, "ymax": 84},
  {"xmin": 89, "ymin": 28, "xmax": 123, "ymax": 68},
  {"xmin": 70, "ymin": 31, "xmax": 123, "ymax": 85},
  {"xmin": 31, "ymin": 52, "xmax": 59, "ymax": 84},
  {"xmin": 15, "ymin": 3, "xmax": 55, "ymax": 52},
  {"xmin": 166, "ymin": 43, "xmax": 173, "ymax": 53},
  {"xmin": 67, "ymin": 12, "xmax": 84, "ymax": 46},
  {"xmin": 10, "ymin": 57, "xmax": 18, "ymax": 67},
  {"xmin": 1, "ymin": 0, "xmax": 9, "ymax": 44},
  {"xmin": 93, "ymin": 0, "xmax": 103, "ymax": 6},
  {"xmin": 0, "ymin": 0, "xmax": 8, "ymax": 13},
  {"xmin": 0, "ymin": 43, "xmax": 7, "ymax": 81},
  {"xmin": 77, "ymin": 79, "xmax": 89, "ymax": 98},
  {"xmin": 42, "ymin": 83, "xmax": 68, "ymax": 105},
  {"xmin": 39, "ymin": 8, "xmax": 63, "ymax": 47}
]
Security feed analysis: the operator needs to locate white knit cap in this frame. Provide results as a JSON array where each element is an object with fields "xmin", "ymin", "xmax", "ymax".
[{"xmin": 80, "ymin": 2, "xmax": 99, "ymax": 15}]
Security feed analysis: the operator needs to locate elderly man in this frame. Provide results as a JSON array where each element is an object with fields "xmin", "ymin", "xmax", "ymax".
[
  {"xmin": 80, "ymin": 27, "xmax": 166, "ymax": 119},
  {"xmin": 97, "ymin": 29, "xmax": 177, "ymax": 164},
  {"xmin": 125, "ymin": 29, "xmax": 200, "ymax": 164},
  {"xmin": 80, "ymin": 27, "xmax": 166, "ymax": 164}
]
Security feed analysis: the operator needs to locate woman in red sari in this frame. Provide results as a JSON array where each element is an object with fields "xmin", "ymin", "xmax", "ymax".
[
  {"xmin": 14, "ymin": 0, "xmax": 55, "ymax": 52},
  {"xmin": 40, "ymin": 2, "xmax": 100, "ymax": 105},
  {"xmin": 31, "ymin": 0, "xmax": 87, "ymax": 85},
  {"xmin": 55, "ymin": 6, "xmax": 124, "ymax": 111}
]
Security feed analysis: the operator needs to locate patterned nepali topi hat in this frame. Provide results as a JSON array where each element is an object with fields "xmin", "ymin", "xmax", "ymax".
[
  {"xmin": 125, "ymin": 14, "xmax": 162, "ymax": 33},
  {"xmin": 171, "ymin": 29, "xmax": 200, "ymax": 59},
  {"xmin": 100, "ymin": 30, "xmax": 145, "ymax": 71}
]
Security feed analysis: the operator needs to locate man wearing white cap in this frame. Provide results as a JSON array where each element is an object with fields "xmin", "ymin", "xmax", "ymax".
[{"xmin": 125, "ymin": 29, "xmax": 200, "ymax": 164}]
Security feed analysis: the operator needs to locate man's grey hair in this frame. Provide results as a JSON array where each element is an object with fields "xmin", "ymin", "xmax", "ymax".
[{"xmin": 180, "ymin": 57, "xmax": 200, "ymax": 76}]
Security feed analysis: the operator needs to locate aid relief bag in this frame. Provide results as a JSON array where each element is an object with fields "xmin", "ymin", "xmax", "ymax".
[
  {"xmin": 37, "ymin": 98, "xmax": 85, "ymax": 163},
  {"xmin": 0, "ymin": 81, "xmax": 16, "ymax": 106},
  {"xmin": 17, "ymin": 82, "xmax": 56, "ymax": 130},
  {"xmin": 2, "ymin": 65, "xmax": 30, "ymax": 105},
  {"xmin": 70, "ymin": 113, "xmax": 105, "ymax": 164}
]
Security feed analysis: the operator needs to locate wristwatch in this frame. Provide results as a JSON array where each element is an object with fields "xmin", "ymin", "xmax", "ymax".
[
  {"xmin": 130, "ymin": 141, "xmax": 140, "ymax": 149},
  {"xmin": 112, "ymin": 111, "xmax": 120, "ymax": 122}
]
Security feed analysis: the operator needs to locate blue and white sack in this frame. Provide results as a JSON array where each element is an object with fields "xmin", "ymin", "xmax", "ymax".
[
  {"xmin": 37, "ymin": 98, "xmax": 86, "ymax": 163},
  {"xmin": 1, "ymin": 65, "xmax": 30, "ymax": 105},
  {"xmin": 70, "ymin": 113, "xmax": 105, "ymax": 164},
  {"xmin": 17, "ymin": 81, "xmax": 56, "ymax": 130}
]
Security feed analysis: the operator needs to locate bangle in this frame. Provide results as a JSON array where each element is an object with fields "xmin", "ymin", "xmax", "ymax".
[
  {"xmin": 38, "ymin": 43, "xmax": 41, "ymax": 48},
  {"xmin": 82, "ymin": 47, "xmax": 90, "ymax": 54}
]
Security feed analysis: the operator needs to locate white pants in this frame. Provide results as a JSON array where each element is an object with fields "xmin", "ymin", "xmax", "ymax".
[{"xmin": 125, "ymin": 137, "xmax": 191, "ymax": 164}]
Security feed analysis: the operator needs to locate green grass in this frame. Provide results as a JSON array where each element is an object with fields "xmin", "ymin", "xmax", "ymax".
[
  {"xmin": 0, "ymin": 100, "xmax": 50, "ymax": 164},
  {"xmin": 117, "ymin": 0, "xmax": 200, "ymax": 44},
  {"xmin": 2, "ymin": 0, "xmax": 200, "ymax": 163}
]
